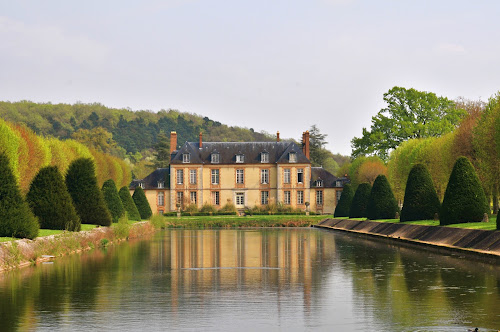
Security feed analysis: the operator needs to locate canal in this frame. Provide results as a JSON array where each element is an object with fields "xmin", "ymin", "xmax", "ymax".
[{"xmin": 1, "ymin": 228, "xmax": 499, "ymax": 331}]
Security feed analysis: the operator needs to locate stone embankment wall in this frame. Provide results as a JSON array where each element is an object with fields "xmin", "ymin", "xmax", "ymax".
[{"xmin": 315, "ymin": 219, "xmax": 500, "ymax": 258}]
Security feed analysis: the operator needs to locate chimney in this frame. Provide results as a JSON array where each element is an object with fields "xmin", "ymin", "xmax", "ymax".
[
  {"xmin": 304, "ymin": 131, "xmax": 310, "ymax": 160},
  {"xmin": 301, "ymin": 132, "xmax": 306, "ymax": 154},
  {"xmin": 170, "ymin": 131, "xmax": 177, "ymax": 154},
  {"xmin": 199, "ymin": 132, "xmax": 203, "ymax": 148},
  {"xmin": 276, "ymin": 131, "xmax": 280, "ymax": 142}
]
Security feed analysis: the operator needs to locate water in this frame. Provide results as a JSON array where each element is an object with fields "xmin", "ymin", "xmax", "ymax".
[{"xmin": 1, "ymin": 228, "xmax": 499, "ymax": 331}]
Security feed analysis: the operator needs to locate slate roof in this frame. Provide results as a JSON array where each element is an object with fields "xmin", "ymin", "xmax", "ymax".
[
  {"xmin": 310, "ymin": 167, "xmax": 349, "ymax": 188},
  {"xmin": 130, "ymin": 168, "xmax": 169, "ymax": 190}
]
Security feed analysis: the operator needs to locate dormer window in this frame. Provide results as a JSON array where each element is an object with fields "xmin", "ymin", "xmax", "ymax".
[
  {"xmin": 236, "ymin": 154, "xmax": 244, "ymax": 163},
  {"xmin": 316, "ymin": 179, "xmax": 323, "ymax": 187},
  {"xmin": 139, "ymin": 183, "xmax": 145, "ymax": 189},
  {"xmin": 211, "ymin": 152, "xmax": 220, "ymax": 164},
  {"xmin": 261, "ymin": 152, "xmax": 269, "ymax": 163},
  {"xmin": 336, "ymin": 180, "xmax": 342, "ymax": 187},
  {"xmin": 183, "ymin": 153, "xmax": 190, "ymax": 163},
  {"xmin": 158, "ymin": 181, "xmax": 164, "ymax": 189},
  {"xmin": 289, "ymin": 152, "xmax": 297, "ymax": 163}
]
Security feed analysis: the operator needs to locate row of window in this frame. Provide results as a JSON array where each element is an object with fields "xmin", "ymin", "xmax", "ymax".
[{"xmin": 182, "ymin": 151, "xmax": 299, "ymax": 164}]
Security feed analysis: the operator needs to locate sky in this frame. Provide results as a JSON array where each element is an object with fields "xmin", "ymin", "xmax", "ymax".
[{"xmin": 1, "ymin": 0, "xmax": 500, "ymax": 155}]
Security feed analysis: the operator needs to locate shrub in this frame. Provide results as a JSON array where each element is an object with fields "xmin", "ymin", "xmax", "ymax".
[
  {"xmin": 112, "ymin": 214, "xmax": 130, "ymax": 238},
  {"xmin": 132, "ymin": 187, "xmax": 152, "ymax": 219},
  {"xmin": 349, "ymin": 183, "xmax": 371, "ymax": 218},
  {"xmin": 497, "ymin": 212, "xmax": 499, "ymax": 230},
  {"xmin": 26, "ymin": 166, "xmax": 80, "ymax": 231},
  {"xmin": 220, "ymin": 202, "xmax": 237, "ymax": 214},
  {"xmin": 101, "ymin": 179, "xmax": 125, "ymax": 223},
  {"xmin": 200, "ymin": 203, "xmax": 217, "ymax": 214},
  {"xmin": 334, "ymin": 183, "xmax": 353, "ymax": 218},
  {"xmin": 150, "ymin": 214, "xmax": 166, "ymax": 229},
  {"xmin": 65, "ymin": 158, "xmax": 112, "ymax": 226},
  {"xmin": 0, "ymin": 153, "xmax": 39, "ymax": 239},
  {"xmin": 400, "ymin": 164, "xmax": 441, "ymax": 222},
  {"xmin": 366, "ymin": 175, "xmax": 399, "ymax": 220},
  {"xmin": 118, "ymin": 186, "xmax": 141, "ymax": 221},
  {"xmin": 183, "ymin": 203, "xmax": 199, "ymax": 213},
  {"xmin": 440, "ymin": 157, "xmax": 489, "ymax": 225}
]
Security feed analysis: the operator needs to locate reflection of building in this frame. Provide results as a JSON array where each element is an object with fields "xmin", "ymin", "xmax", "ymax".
[{"xmin": 131, "ymin": 131, "xmax": 348, "ymax": 214}]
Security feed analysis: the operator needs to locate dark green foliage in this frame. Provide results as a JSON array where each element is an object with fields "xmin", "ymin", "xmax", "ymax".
[
  {"xmin": 349, "ymin": 183, "xmax": 372, "ymax": 218},
  {"xmin": 366, "ymin": 175, "xmax": 399, "ymax": 220},
  {"xmin": 440, "ymin": 157, "xmax": 489, "ymax": 225},
  {"xmin": 132, "ymin": 187, "xmax": 152, "ymax": 219},
  {"xmin": 119, "ymin": 186, "xmax": 141, "ymax": 221},
  {"xmin": 400, "ymin": 164, "xmax": 441, "ymax": 222},
  {"xmin": 497, "ymin": 212, "xmax": 499, "ymax": 230},
  {"xmin": 334, "ymin": 183, "xmax": 354, "ymax": 217},
  {"xmin": 65, "ymin": 158, "xmax": 112, "ymax": 226},
  {"xmin": 27, "ymin": 166, "xmax": 80, "ymax": 231},
  {"xmin": 101, "ymin": 179, "xmax": 125, "ymax": 223},
  {"xmin": 0, "ymin": 153, "xmax": 39, "ymax": 239}
]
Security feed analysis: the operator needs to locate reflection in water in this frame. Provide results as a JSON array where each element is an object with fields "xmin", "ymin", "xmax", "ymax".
[{"xmin": 1, "ymin": 229, "xmax": 500, "ymax": 331}]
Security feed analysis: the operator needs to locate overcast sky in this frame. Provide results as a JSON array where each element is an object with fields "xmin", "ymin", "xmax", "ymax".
[{"xmin": 1, "ymin": 0, "xmax": 499, "ymax": 155}]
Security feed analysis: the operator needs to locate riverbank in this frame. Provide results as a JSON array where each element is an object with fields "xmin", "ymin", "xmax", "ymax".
[
  {"xmin": 165, "ymin": 214, "xmax": 329, "ymax": 228},
  {"xmin": 315, "ymin": 218, "xmax": 500, "ymax": 259}
]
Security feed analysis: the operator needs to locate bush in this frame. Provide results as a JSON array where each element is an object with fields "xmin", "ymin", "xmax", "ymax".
[
  {"xmin": 112, "ymin": 214, "xmax": 130, "ymax": 239},
  {"xmin": 183, "ymin": 203, "xmax": 199, "ymax": 213},
  {"xmin": 65, "ymin": 158, "xmax": 112, "ymax": 226},
  {"xmin": 497, "ymin": 212, "xmax": 499, "ymax": 230},
  {"xmin": 150, "ymin": 214, "xmax": 166, "ymax": 229},
  {"xmin": 118, "ymin": 186, "xmax": 141, "ymax": 221},
  {"xmin": 366, "ymin": 175, "xmax": 399, "ymax": 220},
  {"xmin": 26, "ymin": 166, "xmax": 80, "ymax": 231},
  {"xmin": 200, "ymin": 203, "xmax": 217, "ymax": 214},
  {"xmin": 220, "ymin": 202, "xmax": 237, "ymax": 214},
  {"xmin": 101, "ymin": 179, "xmax": 125, "ymax": 223},
  {"xmin": 0, "ymin": 153, "xmax": 39, "ymax": 239},
  {"xmin": 349, "ymin": 183, "xmax": 371, "ymax": 218},
  {"xmin": 440, "ymin": 157, "xmax": 489, "ymax": 225},
  {"xmin": 132, "ymin": 187, "xmax": 152, "ymax": 219},
  {"xmin": 400, "ymin": 164, "xmax": 441, "ymax": 222},
  {"xmin": 334, "ymin": 183, "xmax": 353, "ymax": 218}
]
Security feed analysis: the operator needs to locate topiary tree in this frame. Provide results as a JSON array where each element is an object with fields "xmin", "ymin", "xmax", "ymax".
[
  {"xmin": 27, "ymin": 166, "xmax": 80, "ymax": 231},
  {"xmin": 349, "ymin": 183, "xmax": 372, "ymax": 218},
  {"xmin": 334, "ymin": 183, "xmax": 354, "ymax": 218},
  {"xmin": 0, "ymin": 153, "xmax": 39, "ymax": 239},
  {"xmin": 440, "ymin": 156, "xmax": 489, "ymax": 225},
  {"xmin": 497, "ymin": 212, "xmax": 499, "ymax": 230},
  {"xmin": 101, "ymin": 179, "xmax": 125, "ymax": 223},
  {"xmin": 132, "ymin": 187, "xmax": 152, "ymax": 219},
  {"xmin": 65, "ymin": 158, "xmax": 112, "ymax": 226},
  {"xmin": 400, "ymin": 164, "xmax": 440, "ymax": 222},
  {"xmin": 118, "ymin": 186, "xmax": 141, "ymax": 221},
  {"xmin": 367, "ymin": 175, "xmax": 399, "ymax": 220}
]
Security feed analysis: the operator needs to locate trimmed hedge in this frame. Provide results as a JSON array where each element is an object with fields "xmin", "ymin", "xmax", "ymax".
[
  {"xmin": 400, "ymin": 164, "xmax": 440, "ymax": 222},
  {"xmin": 101, "ymin": 179, "xmax": 125, "ymax": 223},
  {"xmin": 334, "ymin": 183, "xmax": 353, "ymax": 217},
  {"xmin": 118, "ymin": 186, "xmax": 141, "ymax": 221},
  {"xmin": 440, "ymin": 157, "xmax": 489, "ymax": 225},
  {"xmin": 366, "ymin": 175, "xmax": 399, "ymax": 220},
  {"xmin": 349, "ymin": 183, "xmax": 371, "ymax": 218},
  {"xmin": 132, "ymin": 187, "xmax": 152, "ymax": 220},
  {"xmin": 27, "ymin": 166, "xmax": 80, "ymax": 231}
]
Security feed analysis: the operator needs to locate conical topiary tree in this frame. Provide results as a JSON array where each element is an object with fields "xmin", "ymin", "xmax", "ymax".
[
  {"xmin": 65, "ymin": 158, "xmax": 112, "ymax": 226},
  {"xmin": 0, "ymin": 153, "xmax": 39, "ymax": 239},
  {"xmin": 132, "ymin": 187, "xmax": 152, "ymax": 219},
  {"xmin": 400, "ymin": 164, "xmax": 440, "ymax": 222},
  {"xmin": 119, "ymin": 186, "xmax": 141, "ymax": 221},
  {"xmin": 27, "ymin": 166, "xmax": 80, "ymax": 231},
  {"xmin": 366, "ymin": 175, "xmax": 399, "ymax": 220},
  {"xmin": 101, "ymin": 179, "xmax": 125, "ymax": 223},
  {"xmin": 440, "ymin": 157, "xmax": 489, "ymax": 225},
  {"xmin": 334, "ymin": 183, "xmax": 353, "ymax": 218},
  {"xmin": 349, "ymin": 183, "xmax": 371, "ymax": 218}
]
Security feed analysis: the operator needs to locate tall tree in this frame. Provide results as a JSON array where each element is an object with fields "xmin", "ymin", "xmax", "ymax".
[
  {"xmin": 151, "ymin": 131, "xmax": 170, "ymax": 169},
  {"xmin": 101, "ymin": 179, "xmax": 125, "ymax": 223},
  {"xmin": 307, "ymin": 125, "xmax": 330, "ymax": 167},
  {"xmin": 334, "ymin": 183, "xmax": 354, "ymax": 218},
  {"xmin": 349, "ymin": 183, "xmax": 372, "ymax": 218},
  {"xmin": 118, "ymin": 186, "xmax": 141, "ymax": 221},
  {"xmin": 132, "ymin": 187, "xmax": 152, "ymax": 219},
  {"xmin": 366, "ymin": 175, "xmax": 399, "ymax": 220}
]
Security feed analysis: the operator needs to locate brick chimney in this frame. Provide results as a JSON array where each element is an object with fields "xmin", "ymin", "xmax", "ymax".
[
  {"xmin": 170, "ymin": 131, "xmax": 177, "ymax": 154},
  {"xmin": 303, "ymin": 131, "xmax": 310, "ymax": 160},
  {"xmin": 199, "ymin": 132, "xmax": 203, "ymax": 148},
  {"xmin": 276, "ymin": 131, "xmax": 280, "ymax": 142}
]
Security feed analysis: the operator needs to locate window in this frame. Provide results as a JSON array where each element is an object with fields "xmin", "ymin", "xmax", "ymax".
[
  {"xmin": 336, "ymin": 190, "xmax": 342, "ymax": 202},
  {"xmin": 261, "ymin": 191, "xmax": 269, "ymax": 205},
  {"xmin": 289, "ymin": 152, "xmax": 297, "ymax": 163},
  {"xmin": 159, "ymin": 210, "xmax": 164, "ymax": 215},
  {"xmin": 297, "ymin": 190, "xmax": 304, "ymax": 205},
  {"xmin": 158, "ymin": 192, "xmax": 164, "ymax": 206},
  {"xmin": 183, "ymin": 153, "xmax": 190, "ymax": 163},
  {"xmin": 211, "ymin": 169, "xmax": 219, "ymax": 185},
  {"xmin": 236, "ymin": 154, "xmax": 244, "ymax": 163},
  {"xmin": 176, "ymin": 169, "xmax": 184, "ymax": 185},
  {"xmin": 139, "ymin": 183, "xmax": 144, "ymax": 189},
  {"xmin": 177, "ymin": 191, "xmax": 183, "ymax": 206},
  {"xmin": 316, "ymin": 180, "xmax": 323, "ymax": 187},
  {"xmin": 284, "ymin": 169, "xmax": 291, "ymax": 184},
  {"xmin": 236, "ymin": 192, "xmax": 245, "ymax": 206},
  {"xmin": 284, "ymin": 191, "xmax": 291, "ymax": 205},
  {"xmin": 236, "ymin": 169, "xmax": 244, "ymax": 184},
  {"xmin": 190, "ymin": 169, "xmax": 197, "ymax": 184},
  {"xmin": 211, "ymin": 153, "xmax": 220, "ymax": 163},
  {"xmin": 157, "ymin": 181, "xmax": 164, "ymax": 189},
  {"xmin": 261, "ymin": 169, "xmax": 269, "ymax": 184},
  {"xmin": 212, "ymin": 191, "xmax": 220, "ymax": 205},
  {"xmin": 190, "ymin": 191, "xmax": 197, "ymax": 204},
  {"xmin": 297, "ymin": 169, "xmax": 304, "ymax": 183},
  {"xmin": 336, "ymin": 180, "xmax": 342, "ymax": 187},
  {"xmin": 261, "ymin": 152, "xmax": 269, "ymax": 163},
  {"xmin": 316, "ymin": 190, "xmax": 323, "ymax": 206}
]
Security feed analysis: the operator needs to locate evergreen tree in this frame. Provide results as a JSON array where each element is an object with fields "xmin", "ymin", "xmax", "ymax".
[
  {"xmin": 65, "ymin": 158, "xmax": 112, "ymax": 226},
  {"xmin": 0, "ymin": 153, "xmax": 39, "ymax": 239},
  {"xmin": 349, "ymin": 183, "xmax": 371, "ymax": 218},
  {"xmin": 152, "ymin": 131, "xmax": 170, "ymax": 168},
  {"xmin": 119, "ymin": 186, "xmax": 141, "ymax": 221},
  {"xmin": 132, "ymin": 187, "xmax": 152, "ymax": 219},
  {"xmin": 366, "ymin": 175, "xmax": 399, "ymax": 220},
  {"xmin": 101, "ymin": 179, "xmax": 125, "ymax": 223},
  {"xmin": 27, "ymin": 166, "xmax": 80, "ymax": 231},
  {"xmin": 400, "ymin": 164, "xmax": 440, "ymax": 222},
  {"xmin": 334, "ymin": 183, "xmax": 353, "ymax": 218},
  {"xmin": 440, "ymin": 157, "xmax": 488, "ymax": 225},
  {"xmin": 497, "ymin": 211, "xmax": 499, "ymax": 230}
]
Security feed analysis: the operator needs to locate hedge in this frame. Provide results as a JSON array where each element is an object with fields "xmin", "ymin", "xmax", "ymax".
[
  {"xmin": 349, "ymin": 183, "xmax": 371, "ymax": 218},
  {"xmin": 334, "ymin": 183, "xmax": 353, "ymax": 218},
  {"xmin": 366, "ymin": 175, "xmax": 399, "ymax": 220}
]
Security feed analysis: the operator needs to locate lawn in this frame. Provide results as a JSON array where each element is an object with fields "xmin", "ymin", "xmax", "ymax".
[{"xmin": 346, "ymin": 216, "xmax": 497, "ymax": 230}]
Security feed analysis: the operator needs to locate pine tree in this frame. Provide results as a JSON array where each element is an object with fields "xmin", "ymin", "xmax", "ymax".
[
  {"xmin": 349, "ymin": 183, "xmax": 371, "ymax": 218},
  {"xmin": 101, "ymin": 179, "xmax": 125, "ymax": 223},
  {"xmin": 27, "ymin": 166, "xmax": 80, "ymax": 231},
  {"xmin": 334, "ymin": 183, "xmax": 353, "ymax": 218},
  {"xmin": 119, "ymin": 186, "xmax": 141, "ymax": 221},
  {"xmin": 400, "ymin": 164, "xmax": 440, "ymax": 222},
  {"xmin": 366, "ymin": 175, "xmax": 399, "ymax": 220},
  {"xmin": 152, "ymin": 131, "xmax": 170, "ymax": 168},
  {"xmin": 132, "ymin": 187, "xmax": 152, "ymax": 219},
  {"xmin": 0, "ymin": 153, "xmax": 39, "ymax": 239},
  {"xmin": 65, "ymin": 158, "xmax": 112, "ymax": 226},
  {"xmin": 440, "ymin": 157, "xmax": 489, "ymax": 225}
]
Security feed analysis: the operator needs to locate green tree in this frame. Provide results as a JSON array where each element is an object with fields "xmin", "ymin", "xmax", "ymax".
[
  {"xmin": 27, "ymin": 166, "xmax": 80, "ymax": 231},
  {"xmin": 497, "ymin": 211, "xmax": 499, "ymax": 230},
  {"xmin": 366, "ymin": 175, "xmax": 399, "ymax": 220},
  {"xmin": 307, "ymin": 125, "xmax": 330, "ymax": 167},
  {"xmin": 101, "ymin": 179, "xmax": 125, "ymax": 223},
  {"xmin": 119, "ymin": 186, "xmax": 141, "ymax": 221},
  {"xmin": 132, "ymin": 187, "xmax": 152, "ymax": 219},
  {"xmin": 334, "ymin": 183, "xmax": 354, "ymax": 218},
  {"xmin": 65, "ymin": 158, "xmax": 112, "ymax": 226},
  {"xmin": 0, "ymin": 153, "xmax": 39, "ymax": 239},
  {"xmin": 400, "ymin": 164, "xmax": 440, "ymax": 222},
  {"xmin": 152, "ymin": 131, "xmax": 170, "ymax": 168},
  {"xmin": 440, "ymin": 157, "xmax": 488, "ymax": 225},
  {"xmin": 349, "ymin": 183, "xmax": 372, "ymax": 218},
  {"xmin": 352, "ymin": 86, "xmax": 465, "ymax": 160}
]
